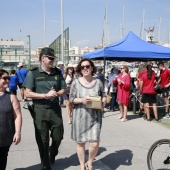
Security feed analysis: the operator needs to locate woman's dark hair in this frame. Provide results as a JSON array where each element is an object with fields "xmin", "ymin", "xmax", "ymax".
[
  {"xmin": 146, "ymin": 65, "xmax": 152, "ymax": 79},
  {"xmin": 11, "ymin": 70, "xmax": 16, "ymax": 74},
  {"xmin": 76, "ymin": 58, "xmax": 97, "ymax": 76},
  {"xmin": 0, "ymin": 69, "xmax": 9, "ymax": 77},
  {"xmin": 157, "ymin": 62, "xmax": 164, "ymax": 67},
  {"xmin": 65, "ymin": 67, "xmax": 75, "ymax": 76},
  {"xmin": 110, "ymin": 67, "xmax": 114, "ymax": 73}
]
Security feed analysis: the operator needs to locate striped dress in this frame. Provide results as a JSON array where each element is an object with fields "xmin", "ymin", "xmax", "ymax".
[{"xmin": 69, "ymin": 78, "xmax": 105, "ymax": 143}]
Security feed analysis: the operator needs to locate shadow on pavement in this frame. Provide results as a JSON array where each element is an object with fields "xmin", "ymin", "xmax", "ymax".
[
  {"xmin": 127, "ymin": 114, "xmax": 141, "ymax": 121},
  {"xmin": 95, "ymin": 149, "xmax": 133, "ymax": 169},
  {"xmin": 14, "ymin": 153, "xmax": 79, "ymax": 170},
  {"xmin": 97, "ymin": 147, "xmax": 107, "ymax": 156},
  {"xmin": 14, "ymin": 147, "xmax": 107, "ymax": 170},
  {"xmin": 53, "ymin": 152, "xmax": 79, "ymax": 170},
  {"xmin": 14, "ymin": 164, "xmax": 41, "ymax": 170}
]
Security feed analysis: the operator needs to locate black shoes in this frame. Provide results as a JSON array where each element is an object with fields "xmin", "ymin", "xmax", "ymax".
[
  {"xmin": 143, "ymin": 114, "xmax": 147, "ymax": 120},
  {"xmin": 49, "ymin": 149, "xmax": 58, "ymax": 165},
  {"xmin": 155, "ymin": 118, "xmax": 160, "ymax": 122}
]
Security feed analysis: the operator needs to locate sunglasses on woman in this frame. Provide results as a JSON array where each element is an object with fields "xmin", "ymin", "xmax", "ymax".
[
  {"xmin": 1, "ymin": 76, "xmax": 10, "ymax": 81},
  {"xmin": 81, "ymin": 65, "xmax": 91, "ymax": 70},
  {"xmin": 120, "ymin": 67, "xmax": 125, "ymax": 70}
]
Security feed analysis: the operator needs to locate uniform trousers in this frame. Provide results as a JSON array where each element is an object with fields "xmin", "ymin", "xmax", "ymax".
[{"xmin": 32, "ymin": 103, "xmax": 64, "ymax": 170}]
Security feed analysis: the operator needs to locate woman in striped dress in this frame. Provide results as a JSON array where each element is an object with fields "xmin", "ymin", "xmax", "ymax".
[{"xmin": 69, "ymin": 59, "xmax": 106, "ymax": 170}]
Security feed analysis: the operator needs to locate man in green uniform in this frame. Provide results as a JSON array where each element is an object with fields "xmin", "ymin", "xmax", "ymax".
[{"xmin": 23, "ymin": 47, "xmax": 66, "ymax": 170}]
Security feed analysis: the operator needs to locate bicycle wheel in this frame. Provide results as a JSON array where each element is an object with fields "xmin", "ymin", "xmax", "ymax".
[{"xmin": 147, "ymin": 139, "xmax": 170, "ymax": 170}]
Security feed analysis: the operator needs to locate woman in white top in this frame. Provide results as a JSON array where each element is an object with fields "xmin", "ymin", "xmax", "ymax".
[{"xmin": 63, "ymin": 64, "xmax": 74, "ymax": 124}]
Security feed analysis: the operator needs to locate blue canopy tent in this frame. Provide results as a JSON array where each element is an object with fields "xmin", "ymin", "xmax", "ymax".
[{"xmin": 83, "ymin": 31, "xmax": 170, "ymax": 61}]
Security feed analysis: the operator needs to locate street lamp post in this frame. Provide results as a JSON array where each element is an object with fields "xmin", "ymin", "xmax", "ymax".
[
  {"xmin": 43, "ymin": 0, "xmax": 47, "ymax": 46},
  {"xmin": 61, "ymin": 0, "xmax": 64, "ymax": 63},
  {"xmin": 27, "ymin": 35, "xmax": 31, "ymax": 68}
]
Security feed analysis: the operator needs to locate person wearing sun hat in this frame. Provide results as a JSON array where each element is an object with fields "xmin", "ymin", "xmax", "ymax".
[
  {"xmin": 23, "ymin": 47, "xmax": 67, "ymax": 170},
  {"xmin": 15, "ymin": 62, "xmax": 28, "ymax": 101},
  {"xmin": 63, "ymin": 63, "xmax": 74, "ymax": 124},
  {"xmin": 57, "ymin": 61, "xmax": 65, "ymax": 75}
]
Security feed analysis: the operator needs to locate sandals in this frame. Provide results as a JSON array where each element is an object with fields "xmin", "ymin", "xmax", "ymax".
[
  {"xmin": 85, "ymin": 163, "xmax": 94, "ymax": 170},
  {"xmin": 68, "ymin": 120, "xmax": 72, "ymax": 124},
  {"xmin": 119, "ymin": 118, "xmax": 127, "ymax": 122},
  {"xmin": 117, "ymin": 115, "xmax": 123, "ymax": 119}
]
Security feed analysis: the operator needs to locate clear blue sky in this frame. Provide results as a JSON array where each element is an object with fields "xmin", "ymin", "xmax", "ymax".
[{"xmin": 0, "ymin": 0, "xmax": 170, "ymax": 50}]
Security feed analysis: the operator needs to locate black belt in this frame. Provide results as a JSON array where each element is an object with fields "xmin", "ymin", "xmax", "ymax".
[{"xmin": 34, "ymin": 103, "xmax": 59, "ymax": 109}]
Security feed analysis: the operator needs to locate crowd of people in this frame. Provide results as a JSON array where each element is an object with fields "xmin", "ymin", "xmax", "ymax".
[{"xmin": 1, "ymin": 46, "xmax": 170, "ymax": 170}]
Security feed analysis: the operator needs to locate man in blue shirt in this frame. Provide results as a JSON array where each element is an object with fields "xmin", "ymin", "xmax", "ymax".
[
  {"xmin": 9, "ymin": 70, "xmax": 18, "ymax": 95},
  {"xmin": 16, "ymin": 63, "xmax": 28, "ymax": 101}
]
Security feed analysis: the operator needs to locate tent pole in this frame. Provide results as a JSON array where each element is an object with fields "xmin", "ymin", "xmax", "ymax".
[{"xmin": 103, "ymin": 57, "xmax": 106, "ymax": 86}]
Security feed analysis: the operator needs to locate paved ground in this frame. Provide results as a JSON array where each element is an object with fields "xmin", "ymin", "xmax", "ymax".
[{"xmin": 6, "ymin": 100, "xmax": 170, "ymax": 170}]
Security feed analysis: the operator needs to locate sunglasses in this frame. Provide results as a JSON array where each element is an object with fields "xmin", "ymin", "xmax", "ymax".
[
  {"xmin": 1, "ymin": 76, "xmax": 10, "ymax": 81},
  {"xmin": 81, "ymin": 65, "xmax": 91, "ymax": 70},
  {"xmin": 46, "ymin": 56, "xmax": 55, "ymax": 61},
  {"xmin": 120, "ymin": 67, "xmax": 125, "ymax": 70}
]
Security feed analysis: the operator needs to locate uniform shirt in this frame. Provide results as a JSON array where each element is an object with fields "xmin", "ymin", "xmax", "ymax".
[
  {"xmin": 16, "ymin": 68, "xmax": 28, "ymax": 84},
  {"xmin": 160, "ymin": 68, "xmax": 170, "ymax": 88},
  {"xmin": 23, "ymin": 66, "xmax": 67, "ymax": 104},
  {"xmin": 140, "ymin": 70, "xmax": 156, "ymax": 94},
  {"xmin": 57, "ymin": 66, "xmax": 65, "ymax": 75}
]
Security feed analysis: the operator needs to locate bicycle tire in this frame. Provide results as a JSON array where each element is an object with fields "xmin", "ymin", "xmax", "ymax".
[{"xmin": 147, "ymin": 139, "xmax": 170, "ymax": 170}]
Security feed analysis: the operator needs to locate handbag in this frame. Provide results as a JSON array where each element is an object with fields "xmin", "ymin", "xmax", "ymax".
[
  {"xmin": 106, "ymin": 85, "xmax": 112, "ymax": 104},
  {"xmin": 106, "ymin": 94, "xmax": 112, "ymax": 104},
  {"xmin": 86, "ymin": 95, "xmax": 102, "ymax": 110}
]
